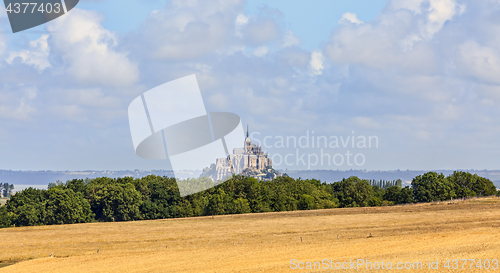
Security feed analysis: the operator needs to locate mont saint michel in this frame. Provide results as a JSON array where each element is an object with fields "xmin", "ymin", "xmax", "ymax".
[{"xmin": 201, "ymin": 126, "xmax": 280, "ymax": 181}]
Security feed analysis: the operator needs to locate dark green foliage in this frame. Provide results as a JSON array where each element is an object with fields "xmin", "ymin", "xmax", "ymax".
[
  {"xmin": 447, "ymin": 171, "xmax": 497, "ymax": 198},
  {"xmin": 6, "ymin": 187, "xmax": 47, "ymax": 226},
  {"xmin": 0, "ymin": 206, "xmax": 12, "ymax": 228},
  {"xmin": 135, "ymin": 175, "xmax": 178, "ymax": 219},
  {"xmin": 1, "ymin": 171, "xmax": 494, "ymax": 228},
  {"xmin": 412, "ymin": 172, "xmax": 456, "ymax": 202},
  {"xmin": 44, "ymin": 188, "xmax": 94, "ymax": 225},
  {"xmin": 332, "ymin": 177, "xmax": 373, "ymax": 207},
  {"xmin": 231, "ymin": 198, "xmax": 251, "ymax": 214},
  {"xmin": 371, "ymin": 186, "xmax": 385, "ymax": 200},
  {"xmin": 206, "ymin": 188, "xmax": 228, "ymax": 215},
  {"xmin": 368, "ymin": 196, "xmax": 382, "ymax": 206},
  {"xmin": 384, "ymin": 186, "xmax": 414, "ymax": 204},
  {"xmin": 399, "ymin": 187, "xmax": 414, "ymax": 204},
  {"xmin": 87, "ymin": 178, "xmax": 142, "ymax": 222},
  {"xmin": 6, "ymin": 186, "xmax": 94, "ymax": 226},
  {"xmin": 384, "ymin": 186, "xmax": 401, "ymax": 203},
  {"xmin": 64, "ymin": 179, "xmax": 87, "ymax": 195},
  {"xmin": 298, "ymin": 194, "xmax": 315, "ymax": 210}
]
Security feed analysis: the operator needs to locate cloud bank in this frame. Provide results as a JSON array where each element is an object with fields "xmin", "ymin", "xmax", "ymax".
[{"xmin": 1, "ymin": 0, "xmax": 500, "ymax": 171}]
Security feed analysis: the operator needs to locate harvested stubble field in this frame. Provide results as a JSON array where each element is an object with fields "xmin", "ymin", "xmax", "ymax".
[{"xmin": 1, "ymin": 197, "xmax": 500, "ymax": 272}]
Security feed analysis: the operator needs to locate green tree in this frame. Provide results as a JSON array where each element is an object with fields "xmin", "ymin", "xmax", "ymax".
[
  {"xmin": 398, "ymin": 187, "xmax": 414, "ymax": 204},
  {"xmin": 47, "ymin": 180, "xmax": 65, "ymax": 190},
  {"xmin": 137, "ymin": 176, "xmax": 178, "ymax": 219},
  {"xmin": 231, "ymin": 198, "xmax": 251, "ymax": 214},
  {"xmin": 239, "ymin": 177, "xmax": 262, "ymax": 212},
  {"xmin": 0, "ymin": 206, "xmax": 12, "ymax": 228},
  {"xmin": 331, "ymin": 177, "xmax": 373, "ymax": 207},
  {"xmin": 44, "ymin": 188, "xmax": 94, "ymax": 225},
  {"xmin": 175, "ymin": 199, "xmax": 194, "ymax": 217},
  {"xmin": 412, "ymin": 172, "xmax": 455, "ymax": 202},
  {"xmin": 447, "ymin": 172, "xmax": 497, "ymax": 198},
  {"xmin": 368, "ymin": 196, "xmax": 382, "ymax": 206},
  {"xmin": 206, "ymin": 188, "xmax": 229, "ymax": 215},
  {"xmin": 371, "ymin": 185, "xmax": 385, "ymax": 200},
  {"xmin": 1, "ymin": 183, "xmax": 14, "ymax": 197},
  {"xmin": 6, "ymin": 187, "xmax": 46, "ymax": 226},
  {"xmin": 298, "ymin": 194, "xmax": 315, "ymax": 210},
  {"xmin": 474, "ymin": 176, "xmax": 497, "ymax": 196},
  {"xmin": 89, "ymin": 180, "xmax": 142, "ymax": 222},
  {"xmin": 384, "ymin": 186, "xmax": 413, "ymax": 204},
  {"xmin": 65, "ymin": 179, "xmax": 88, "ymax": 195},
  {"xmin": 396, "ymin": 179, "xmax": 403, "ymax": 187},
  {"xmin": 384, "ymin": 186, "xmax": 402, "ymax": 203}
]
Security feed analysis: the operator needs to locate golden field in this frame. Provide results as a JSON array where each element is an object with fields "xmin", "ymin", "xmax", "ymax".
[{"xmin": 1, "ymin": 197, "xmax": 499, "ymax": 272}]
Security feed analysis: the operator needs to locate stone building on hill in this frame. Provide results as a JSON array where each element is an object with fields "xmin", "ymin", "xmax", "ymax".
[{"xmin": 201, "ymin": 126, "xmax": 278, "ymax": 182}]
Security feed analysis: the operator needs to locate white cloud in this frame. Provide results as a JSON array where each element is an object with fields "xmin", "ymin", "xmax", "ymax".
[
  {"xmin": 424, "ymin": 0, "xmax": 461, "ymax": 38},
  {"xmin": 235, "ymin": 13, "xmax": 248, "ymax": 26},
  {"xmin": 60, "ymin": 88, "xmax": 121, "ymax": 108},
  {"xmin": 0, "ymin": 32, "xmax": 7, "ymax": 58},
  {"xmin": 316, "ymin": 0, "xmax": 500, "ymax": 170},
  {"xmin": 309, "ymin": 50, "xmax": 324, "ymax": 75},
  {"xmin": 234, "ymin": 13, "xmax": 249, "ymax": 37},
  {"xmin": 6, "ymin": 34, "xmax": 51, "ymax": 72},
  {"xmin": 352, "ymin": 117, "xmax": 380, "ymax": 129},
  {"xmin": 242, "ymin": 18, "xmax": 280, "ymax": 46},
  {"xmin": 400, "ymin": 34, "xmax": 423, "ymax": 52},
  {"xmin": 208, "ymin": 93, "xmax": 229, "ymax": 109},
  {"xmin": 135, "ymin": 0, "xmax": 245, "ymax": 60},
  {"xmin": 4, "ymin": 0, "xmax": 500, "ymax": 171},
  {"xmin": 0, "ymin": 86, "xmax": 37, "ymax": 120},
  {"xmin": 278, "ymin": 48, "xmax": 310, "ymax": 68},
  {"xmin": 47, "ymin": 9, "xmax": 139, "ymax": 87},
  {"xmin": 434, "ymin": 103, "xmax": 462, "ymax": 121},
  {"xmin": 326, "ymin": 8, "xmax": 439, "ymax": 71},
  {"xmin": 388, "ymin": 0, "xmax": 464, "ymax": 39},
  {"xmin": 253, "ymin": 46, "xmax": 269, "ymax": 57},
  {"xmin": 51, "ymin": 104, "xmax": 86, "ymax": 122},
  {"xmin": 0, "ymin": 4, "xmax": 6, "ymax": 18},
  {"xmin": 282, "ymin": 30, "xmax": 300, "ymax": 47},
  {"xmin": 326, "ymin": 0, "xmax": 467, "ymax": 74},
  {"xmin": 339, "ymin": 12, "xmax": 363, "ymax": 25},
  {"xmin": 388, "ymin": 0, "xmax": 426, "ymax": 13},
  {"xmin": 457, "ymin": 41, "xmax": 500, "ymax": 85},
  {"xmin": 126, "ymin": 0, "xmax": 288, "ymax": 63}
]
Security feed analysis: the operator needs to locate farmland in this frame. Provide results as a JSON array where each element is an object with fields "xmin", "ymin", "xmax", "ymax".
[{"xmin": 0, "ymin": 197, "xmax": 499, "ymax": 272}]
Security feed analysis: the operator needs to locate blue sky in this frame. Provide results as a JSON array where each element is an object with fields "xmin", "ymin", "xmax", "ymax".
[
  {"xmin": 67, "ymin": 0, "xmax": 389, "ymax": 50},
  {"xmin": 69, "ymin": 0, "xmax": 388, "ymax": 50},
  {"xmin": 1, "ymin": 0, "xmax": 500, "ymax": 172}
]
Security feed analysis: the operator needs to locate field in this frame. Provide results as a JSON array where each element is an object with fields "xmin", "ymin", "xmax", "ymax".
[
  {"xmin": 0, "ymin": 198, "xmax": 499, "ymax": 272},
  {"xmin": 0, "ymin": 198, "xmax": 8, "ymax": 206}
]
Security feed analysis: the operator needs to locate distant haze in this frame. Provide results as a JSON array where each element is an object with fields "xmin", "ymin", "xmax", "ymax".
[{"xmin": 4, "ymin": 169, "xmax": 500, "ymax": 192}]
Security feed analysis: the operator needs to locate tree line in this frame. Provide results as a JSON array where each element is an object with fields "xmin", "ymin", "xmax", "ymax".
[
  {"xmin": 0, "ymin": 171, "xmax": 497, "ymax": 228},
  {"xmin": 0, "ymin": 183, "xmax": 14, "ymax": 198},
  {"xmin": 368, "ymin": 179, "xmax": 402, "ymax": 189}
]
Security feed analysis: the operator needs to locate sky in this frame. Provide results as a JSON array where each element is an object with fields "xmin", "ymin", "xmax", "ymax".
[{"xmin": 0, "ymin": 0, "xmax": 500, "ymax": 172}]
